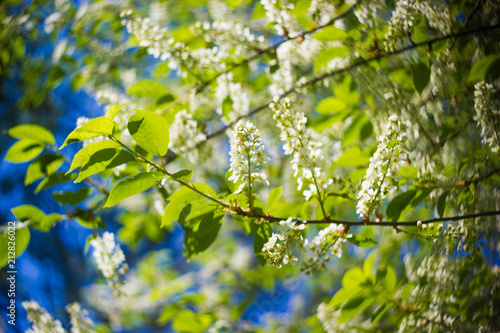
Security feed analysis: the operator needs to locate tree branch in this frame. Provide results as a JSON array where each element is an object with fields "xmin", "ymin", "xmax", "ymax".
[
  {"xmin": 193, "ymin": 0, "xmax": 362, "ymax": 94},
  {"xmin": 199, "ymin": 23, "xmax": 500, "ymax": 144}
]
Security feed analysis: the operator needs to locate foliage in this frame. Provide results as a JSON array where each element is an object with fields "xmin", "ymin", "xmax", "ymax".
[{"xmin": 1, "ymin": 0, "xmax": 500, "ymax": 332}]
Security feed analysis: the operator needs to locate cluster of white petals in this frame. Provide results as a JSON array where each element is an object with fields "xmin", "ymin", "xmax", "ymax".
[
  {"xmin": 89, "ymin": 232, "xmax": 128, "ymax": 291},
  {"xmin": 308, "ymin": 0, "xmax": 336, "ymax": 25},
  {"xmin": 215, "ymin": 73, "xmax": 250, "ymax": 123},
  {"xmin": 262, "ymin": 218, "xmax": 306, "ymax": 268},
  {"xmin": 260, "ymin": 0, "xmax": 297, "ymax": 37},
  {"xmin": 474, "ymin": 81, "xmax": 500, "ymax": 154},
  {"xmin": 384, "ymin": 0, "xmax": 452, "ymax": 52},
  {"xmin": 66, "ymin": 302, "xmax": 96, "ymax": 333},
  {"xmin": 228, "ymin": 121, "xmax": 270, "ymax": 194},
  {"xmin": 270, "ymin": 97, "xmax": 332, "ymax": 200},
  {"xmin": 120, "ymin": 11, "xmax": 222, "ymax": 77},
  {"xmin": 194, "ymin": 20, "xmax": 266, "ymax": 56},
  {"xmin": 301, "ymin": 223, "xmax": 346, "ymax": 274},
  {"xmin": 356, "ymin": 115, "xmax": 408, "ymax": 220},
  {"xmin": 169, "ymin": 110, "xmax": 207, "ymax": 159},
  {"xmin": 23, "ymin": 300, "xmax": 66, "ymax": 333}
]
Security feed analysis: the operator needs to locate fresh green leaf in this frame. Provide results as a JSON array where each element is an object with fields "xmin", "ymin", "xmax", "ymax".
[
  {"xmin": 67, "ymin": 140, "xmax": 121, "ymax": 174},
  {"xmin": 264, "ymin": 186, "xmax": 282, "ymax": 212},
  {"xmin": 60, "ymin": 117, "xmax": 114, "ymax": 149},
  {"xmin": 316, "ymin": 97, "xmax": 347, "ymax": 114},
  {"xmin": 104, "ymin": 104, "xmax": 126, "ymax": 121},
  {"xmin": 398, "ymin": 165, "xmax": 418, "ymax": 179},
  {"xmin": 348, "ymin": 234, "xmax": 378, "ymax": 248},
  {"xmin": 468, "ymin": 54, "xmax": 500, "ymax": 82},
  {"xmin": 167, "ymin": 169, "xmax": 193, "ymax": 181},
  {"xmin": 25, "ymin": 154, "xmax": 64, "ymax": 185},
  {"xmin": 52, "ymin": 188, "xmax": 91, "ymax": 205},
  {"xmin": 5, "ymin": 139, "xmax": 44, "ymax": 163},
  {"xmin": 386, "ymin": 190, "xmax": 417, "ymax": 221},
  {"xmin": 413, "ymin": 61, "xmax": 430, "ymax": 94},
  {"xmin": 9, "ymin": 124, "xmax": 55, "ymax": 145},
  {"xmin": 0, "ymin": 226, "xmax": 30, "ymax": 268},
  {"xmin": 127, "ymin": 80, "xmax": 169, "ymax": 99},
  {"xmin": 437, "ymin": 191, "xmax": 448, "ymax": 218},
  {"xmin": 128, "ymin": 109, "xmax": 170, "ymax": 156},
  {"xmin": 251, "ymin": 221, "xmax": 272, "ymax": 266},
  {"xmin": 105, "ymin": 171, "xmax": 164, "ymax": 207},
  {"xmin": 75, "ymin": 149, "xmax": 135, "ymax": 183},
  {"xmin": 313, "ymin": 26, "xmax": 348, "ymax": 42},
  {"xmin": 35, "ymin": 173, "xmax": 77, "ymax": 194},
  {"xmin": 335, "ymin": 147, "xmax": 371, "ymax": 167}
]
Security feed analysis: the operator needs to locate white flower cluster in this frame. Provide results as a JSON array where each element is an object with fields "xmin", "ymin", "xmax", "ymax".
[
  {"xmin": 260, "ymin": 0, "xmax": 297, "ymax": 37},
  {"xmin": 89, "ymin": 232, "xmax": 128, "ymax": 291},
  {"xmin": 228, "ymin": 121, "xmax": 270, "ymax": 195},
  {"xmin": 120, "ymin": 11, "xmax": 223, "ymax": 77},
  {"xmin": 169, "ymin": 110, "xmax": 207, "ymax": 160},
  {"xmin": 215, "ymin": 73, "xmax": 249, "ymax": 123},
  {"xmin": 270, "ymin": 97, "xmax": 333, "ymax": 200},
  {"xmin": 384, "ymin": 0, "xmax": 452, "ymax": 52},
  {"xmin": 262, "ymin": 218, "xmax": 306, "ymax": 268},
  {"xmin": 23, "ymin": 300, "xmax": 66, "ymax": 333},
  {"xmin": 308, "ymin": 0, "xmax": 337, "ymax": 25},
  {"xmin": 356, "ymin": 115, "xmax": 408, "ymax": 220},
  {"xmin": 301, "ymin": 223, "xmax": 346, "ymax": 274},
  {"xmin": 474, "ymin": 81, "xmax": 500, "ymax": 154},
  {"xmin": 317, "ymin": 302, "xmax": 346, "ymax": 333},
  {"xmin": 23, "ymin": 300, "xmax": 95, "ymax": 333},
  {"xmin": 66, "ymin": 302, "xmax": 96, "ymax": 333},
  {"xmin": 194, "ymin": 20, "xmax": 266, "ymax": 56},
  {"xmin": 353, "ymin": 0, "xmax": 385, "ymax": 28},
  {"xmin": 262, "ymin": 220, "xmax": 346, "ymax": 273}
]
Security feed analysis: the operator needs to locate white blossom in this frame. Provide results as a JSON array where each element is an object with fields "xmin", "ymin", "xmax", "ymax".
[
  {"xmin": 356, "ymin": 115, "xmax": 408, "ymax": 220},
  {"xmin": 23, "ymin": 300, "xmax": 66, "ymax": 333},
  {"xmin": 271, "ymin": 97, "xmax": 333, "ymax": 200},
  {"xmin": 228, "ymin": 121, "xmax": 270, "ymax": 195},
  {"xmin": 66, "ymin": 302, "xmax": 96, "ymax": 333},
  {"xmin": 169, "ymin": 110, "xmax": 207, "ymax": 160},
  {"xmin": 262, "ymin": 217, "xmax": 306, "ymax": 268},
  {"xmin": 301, "ymin": 223, "xmax": 346, "ymax": 274},
  {"xmin": 474, "ymin": 81, "xmax": 500, "ymax": 154},
  {"xmin": 89, "ymin": 232, "xmax": 128, "ymax": 291}
]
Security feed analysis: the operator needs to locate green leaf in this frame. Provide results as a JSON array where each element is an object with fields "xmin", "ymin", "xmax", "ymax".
[
  {"xmin": 52, "ymin": 188, "xmax": 91, "ymax": 205},
  {"xmin": 342, "ymin": 267, "xmax": 365, "ymax": 288},
  {"xmin": 363, "ymin": 253, "xmax": 375, "ymax": 276},
  {"xmin": 371, "ymin": 303, "xmax": 390, "ymax": 324},
  {"xmin": 0, "ymin": 226, "xmax": 30, "ymax": 268},
  {"xmin": 8, "ymin": 124, "xmax": 55, "ymax": 145},
  {"xmin": 10, "ymin": 205, "xmax": 59, "ymax": 231},
  {"xmin": 386, "ymin": 190, "xmax": 417, "ymax": 221},
  {"xmin": 161, "ymin": 183, "xmax": 216, "ymax": 228},
  {"xmin": 25, "ymin": 154, "xmax": 64, "ymax": 185},
  {"xmin": 105, "ymin": 171, "xmax": 164, "ymax": 207},
  {"xmin": 233, "ymin": 215, "xmax": 252, "ymax": 234},
  {"xmin": 35, "ymin": 173, "xmax": 77, "ymax": 194},
  {"xmin": 128, "ymin": 109, "xmax": 170, "ymax": 156},
  {"xmin": 104, "ymin": 104, "xmax": 126, "ymax": 121},
  {"xmin": 167, "ymin": 169, "xmax": 193, "ymax": 181},
  {"xmin": 127, "ymin": 80, "xmax": 169, "ymax": 99},
  {"xmin": 172, "ymin": 309, "xmax": 213, "ymax": 332},
  {"xmin": 437, "ymin": 191, "xmax": 448, "ymax": 218},
  {"xmin": 468, "ymin": 54, "xmax": 500, "ymax": 82},
  {"xmin": 264, "ymin": 186, "xmax": 282, "ymax": 212},
  {"xmin": 335, "ymin": 147, "xmax": 370, "ymax": 167},
  {"xmin": 60, "ymin": 117, "xmax": 114, "ymax": 149},
  {"xmin": 398, "ymin": 165, "xmax": 418, "ymax": 179},
  {"xmin": 378, "ymin": 265, "xmax": 397, "ymax": 293},
  {"xmin": 316, "ymin": 97, "xmax": 347, "ymax": 114},
  {"xmin": 222, "ymin": 96, "xmax": 233, "ymax": 120},
  {"xmin": 332, "ymin": 75, "xmax": 359, "ymax": 106},
  {"xmin": 251, "ymin": 222, "xmax": 272, "ymax": 266},
  {"xmin": 339, "ymin": 295, "xmax": 376, "ymax": 324},
  {"xmin": 183, "ymin": 212, "xmax": 223, "ymax": 259},
  {"xmin": 313, "ymin": 26, "xmax": 348, "ymax": 42},
  {"xmin": 5, "ymin": 139, "xmax": 44, "ymax": 163},
  {"xmin": 75, "ymin": 149, "xmax": 135, "ymax": 183},
  {"xmin": 413, "ymin": 61, "xmax": 430, "ymax": 94},
  {"xmin": 402, "ymin": 282, "xmax": 414, "ymax": 302},
  {"xmin": 46, "ymin": 66, "xmax": 64, "ymax": 89},
  {"xmin": 327, "ymin": 192, "xmax": 354, "ymax": 201},
  {"xmin": 348, "ymin": 234, "xmax": 378, "ymax": 248},
  {"xmin": 67, "ymin": 140, "xmax": 121, "ymax": 174}
]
